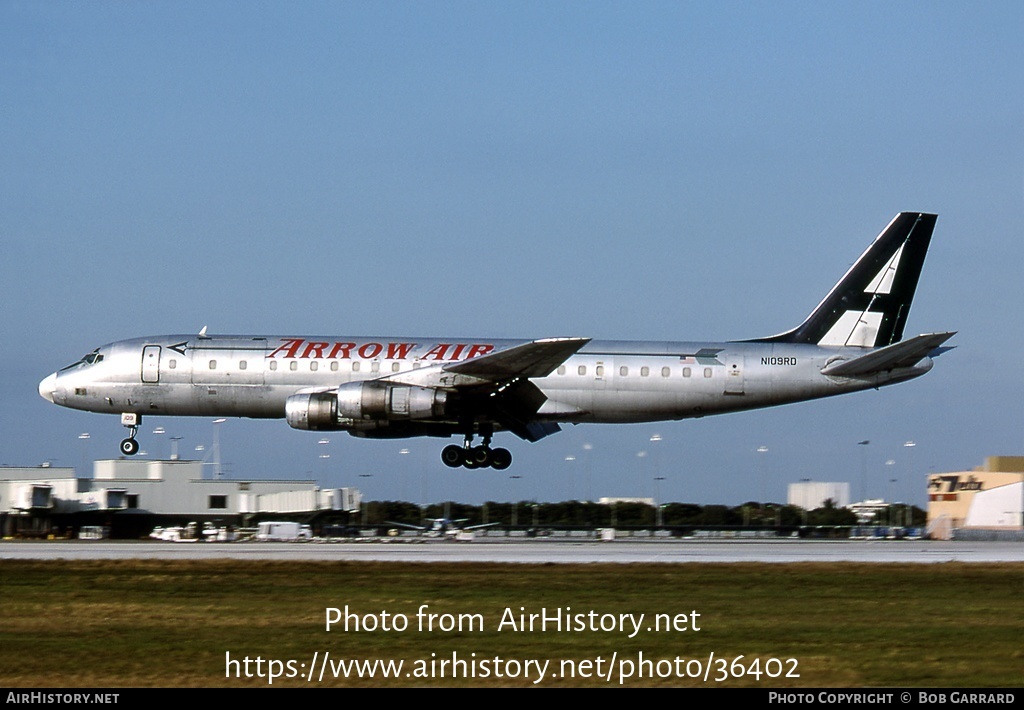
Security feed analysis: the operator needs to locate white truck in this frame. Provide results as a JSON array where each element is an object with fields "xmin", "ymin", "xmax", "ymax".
[{"xmin": 256, "ymin": 521, "xmax": 313, "ymax": 541}]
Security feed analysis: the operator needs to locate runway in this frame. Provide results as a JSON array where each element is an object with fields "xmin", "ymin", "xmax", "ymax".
[{"xmin": 2, "ymin": 538, "xmax": 1022, "ymax": 563}]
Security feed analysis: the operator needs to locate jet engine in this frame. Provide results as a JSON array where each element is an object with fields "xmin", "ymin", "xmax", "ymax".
[{"xmin": 285, "ymin": 382, "xmax": 448, "ymax": 431}]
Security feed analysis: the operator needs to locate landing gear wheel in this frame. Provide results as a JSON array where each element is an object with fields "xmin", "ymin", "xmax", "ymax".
[
  {"xmin": 469, "ymin": 445, "xmax": 492, "ymax": 467},
  {"xmin": 490, "ymin": 447, "xmax": 512, "ymax": 470},
  {"xmin": 441, "ymin": 445, "xmax": 465, "ymax": 468},
  {"xmin": 120, "ymin": 438, "xmax": 140, "ymax": 456}
]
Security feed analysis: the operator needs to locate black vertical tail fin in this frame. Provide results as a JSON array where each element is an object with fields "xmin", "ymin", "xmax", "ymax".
[{"xmin": 756, "ymin": 212, "xmax": 937, "ymax": 348}]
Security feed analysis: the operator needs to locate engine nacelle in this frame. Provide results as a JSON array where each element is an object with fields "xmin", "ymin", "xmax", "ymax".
[
  {"xmin": 285, "ymin": 383, "xmax": 449, "ymax": 431},
  {"xmin": 336, "ymin": 381, "xmax": 447, "ymax": 421},
  {"xmin": 285, "ymin": 391, "xmax": 342, "ymax": 431}
]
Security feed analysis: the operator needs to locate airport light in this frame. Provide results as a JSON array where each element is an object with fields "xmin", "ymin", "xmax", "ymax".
[
  {"xmin": 857, "ymin": 440, "xmax": 870, "ymax": 504},
  {"xmin": 399, "ymin": 448, "xmax": 410, "ymax": 502},
  {"xmin": 213, "ymin": 419, "xmax": 226, "ymax": 479},
  {"xmin": 757, "ymin": 445, "xmax": 769, "ymax": 505},
  {"xmin": 650, "ymin": 434, "xmax": 663, "ymax": 507},
  {"xmin": 582, "ymin": 443, "xmax": 593, "ymax": 502},
  {"xmin": 654, "ymin": 476, "xmax": 666, "ymax": 527},
  {"xmin": 509, "ymin": 475, "xmax": 522, "ymax": 527},
  {"xmin": 902, "ymin": 441, "xmax": 917, "ymax": 511},
  {"xmin": 887, "ymin": 474, "xmax": 897, "ymax": 527},
  {"xmin": 78, "ymin": 432, "xmax": 90, "ymax": 476},
  {"xmin": 170, "ymin": 436, "xmax": 182, "ymax": 461}
]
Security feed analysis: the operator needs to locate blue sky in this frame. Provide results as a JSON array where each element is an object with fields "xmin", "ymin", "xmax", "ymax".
[{"xmin": 3, "ymin": 2, "xmax": 1022, "ymax": 507}]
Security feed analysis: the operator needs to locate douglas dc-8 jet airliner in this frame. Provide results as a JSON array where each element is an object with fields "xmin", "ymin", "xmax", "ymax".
[{"xmin": 40, "ymin": 212, "xmax": 953, "ymax": 471}]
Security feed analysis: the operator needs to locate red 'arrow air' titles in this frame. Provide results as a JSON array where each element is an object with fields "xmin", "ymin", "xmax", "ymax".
[{"xmin": 266, "ymin": 339, "xmax": 494, "ymax": 361}]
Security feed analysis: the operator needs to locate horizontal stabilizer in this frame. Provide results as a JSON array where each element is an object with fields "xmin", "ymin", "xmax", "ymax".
[
  {"xmin": 444, "ymin": 337, "xmax": 590, "ymax": 379},
  {"xmin": 820, "ymin": 332, "xmax": 956, "ymax": 376}
]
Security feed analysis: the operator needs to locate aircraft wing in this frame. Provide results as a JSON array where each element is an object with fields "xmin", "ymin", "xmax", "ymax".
[
  {"xmin": 373, "ymin": 337, "xmax": 589, "ymax": 442},
  {"xmin": 464, "ymin": 522, "xmax": 501, "ymax": 531},
  {"xmin": 443, "ymin": 337, "xmax": 591, "ymax": 379},
  {"xmin": 820, "ymin": 332, "xmax": 956, "ymax": 376},
  {"xmin": 384, "ymin": 521, "xmax": 426, "ymax": 532}
]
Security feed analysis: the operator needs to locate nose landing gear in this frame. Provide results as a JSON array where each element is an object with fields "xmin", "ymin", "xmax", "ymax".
[{"xmin": 120, "ymin": 413, "xmax": 141, "ymax": 456}]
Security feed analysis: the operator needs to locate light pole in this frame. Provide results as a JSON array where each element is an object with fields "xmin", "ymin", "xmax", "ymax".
[
  {"xmin": 654, "ymin": 476, "xmax": 666, "ymax": 528},
  {"xmin": 212, "ymin": 419, "xmax": 226, "ymax": 479},
  {"xmin": 757, "ymin": 445, "xmax": 769, "ymax": 507},
  {"xmin": 565, "ymin": 455, "xmax": 576, "ymax": 502},
  {"xmin": 888, "ymin": 475, "xmax": 897, "ymax": 527},
  {"xmin": 650, "ymin": 434, "xmax": 663, "ymax": 513},
  {"xmin": 885, "ymin": 458, "xmax": 896, "ymax": 526},
  {"xmin": 399, "ymin": 448, "xmax": 410, "ymax": 502},
  {"xmin": 509, "ymin": 475, "xmax": 521, "ymax": 527},
  {"xmin": 318, "ymin": 438, "xmax": 331, "ymax": 483},
  {"xmin": 582, "ymin": 443, "xmax": 593, "ymax": 502},
  {"xmin": 152, "ymin": 426, "xmax": 165, "ymax": 458},
  {"xmin": 358, "ymin": 474, "xmax": 373, "ymax": 525},
  {"xmin": 903, "ymin": 440, "xmax": 917, "ymax": 515},
  {"xmin": 857, "ymin": 440, "xmax": 870, "ymax": 505},
  {"xmin": 636, "ymin": 450, "xmax": 647, "ymax": 498},
  {"xmin": 77, "ymin": 433, "xmax": 90, "ymax": 475}
]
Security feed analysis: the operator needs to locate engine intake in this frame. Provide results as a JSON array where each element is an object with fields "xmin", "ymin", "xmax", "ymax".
[{"xmin": 285, "ymin": 391, "xmax": 340, "ymax": 431}]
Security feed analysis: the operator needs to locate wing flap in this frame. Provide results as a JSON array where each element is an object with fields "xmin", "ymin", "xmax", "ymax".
[{"xmin": 820, "ymin": 332, "xmax": 956, "ymax": 376}]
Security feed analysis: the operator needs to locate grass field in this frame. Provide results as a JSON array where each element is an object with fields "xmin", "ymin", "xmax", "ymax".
[{"xmin": 0, "ymin": 560, "xmax": 1021, "ymax": 687}]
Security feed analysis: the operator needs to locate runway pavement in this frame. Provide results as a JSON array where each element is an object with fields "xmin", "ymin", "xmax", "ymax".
[{"xmin": 2, "ymin": 538, "xmax": 1022, "ymax": 563}]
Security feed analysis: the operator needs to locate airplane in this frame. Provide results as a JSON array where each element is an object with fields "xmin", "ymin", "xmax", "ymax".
[
  {"xmin": 385, "ymin": 518, "xmax": 501, "ymax": 538},
  {"xmin": 39, "ymin": 212, "xmax": 953, "ymax": 472}
]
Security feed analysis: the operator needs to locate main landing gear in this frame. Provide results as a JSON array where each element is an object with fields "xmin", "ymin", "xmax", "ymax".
[
  {"xmin": 441, "ymin": 431, "xmax": 512, "ymax": 470},
  {"xmin": 120, "ymin": 412, "xmax": 141, "ymax": 456}
]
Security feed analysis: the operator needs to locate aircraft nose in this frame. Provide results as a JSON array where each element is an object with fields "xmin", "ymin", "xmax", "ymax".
[{"xmin": 39, "ymin": 373, "xmax": 57, "ymax": 403}]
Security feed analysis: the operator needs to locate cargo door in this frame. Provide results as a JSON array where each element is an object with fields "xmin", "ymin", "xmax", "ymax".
[{"xmin": 724, "ymin": 353, "xmax": 745, "ymax": 395}]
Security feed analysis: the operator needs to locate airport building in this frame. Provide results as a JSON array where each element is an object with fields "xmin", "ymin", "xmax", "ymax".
[
  {"xmin": 926, "ymin": 456, "xmax": 1024, "ymax": 540},
  {"xmin": 787, "ymin": 481, "xmax": 850, "ymax": 510},
  {"xmin": 0, "ymin": 459, "xmax": 359, "ymax": 539}
]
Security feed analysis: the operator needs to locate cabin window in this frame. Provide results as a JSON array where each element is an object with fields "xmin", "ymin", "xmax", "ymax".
[
  {"xmin": 661, "ymin": 366, "xmax": 670, "ymax": 377},
  {"xmin": 310, "ymin": 361, "xmax": 318, "ymax": 372},
  {"xmin": 239, "ymin": 360, "xmax": 247, "ymax": 370},
  {"xmin": 289, "ymin": 361, "xmax": 298, "ymax": 371},
  {"xmin": 353, "ymin": 362, "xmax": 361, "ymax": 372},
  {"xmin": 371, "ymin": 362, "xmax": 380, "ymax": 373},
  {"xmin": 331, "ymin": 361, "xmax": 339, "ymax": 372},
  {"xmin": 577, "ymin": 365, "xmax": 586, "ymax": 376},
  {"xmin": 557, "ymin": 365, "xmax": 565, "ymax": 375},
  {"xmin": 704, "ymin": 367, "xmax": 712, "ymax": 378},
  {"xmin": 413, "ymin": 362, "xmax": 421, "ymax": 369},
  {"xmin": 596, "ymin": 365, "xmax": 604, "ymax": 377},
  {"xmin": 208, "ymin": 360, "xmax": 216, "ymax": 370},
  {"xmin": 269, "ymin": 361, "xmax": 278, "ymax": 371},
  {"xmin": 683, "ymin": 367, "xmax": 691, "ymax": 378},
  {"xmin": 392, "ymin": 362, "xmax": 400, "ymax": 372},
  {"xmin": 641, "ymin": 366, "xmax": 650, "ymax": 377},
  {"xmin": 168, "ymin": 359, "xmax": 176, "ymax": 369},
  {"xmin": 620, "ymin": 366, "xmax": 629, "ymax": 377}
]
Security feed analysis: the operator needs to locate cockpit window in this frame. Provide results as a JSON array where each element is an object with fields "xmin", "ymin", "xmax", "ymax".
[{"xmin": 60, "ymin": 348, "xmax": 104, "ymax": 371}]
